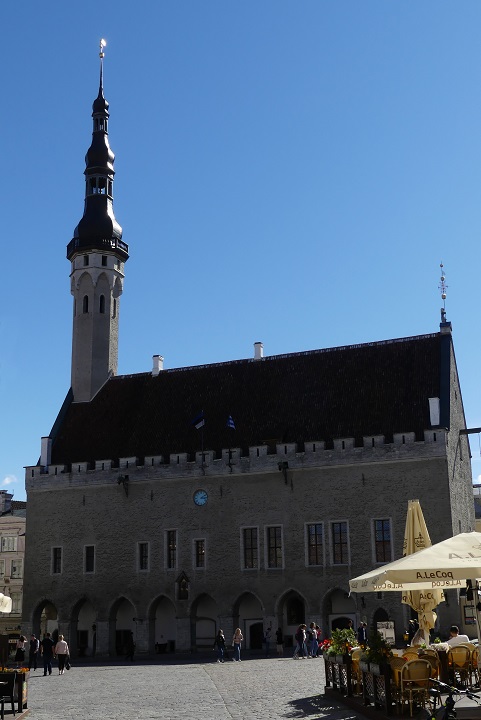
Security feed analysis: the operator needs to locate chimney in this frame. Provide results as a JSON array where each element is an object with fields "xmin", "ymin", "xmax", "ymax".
[
  {"xmin": 254, "ymin": 342, "xmax": 264, "ymax": 360},
  {"xmin": 40, "ymin": 437, "xmax": 52, "ymax": 469},
  {"xmin": 152, "ymin": 355, "xmax": 164, "ymax": 376}
]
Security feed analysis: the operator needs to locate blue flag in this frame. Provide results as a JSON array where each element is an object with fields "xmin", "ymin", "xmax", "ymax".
[
  {"xmin": 227, "ymin": 415, "xmax": 235, "ymax": 430},
  {"xmin": 192, "ymin": 412, "xmax": 205, "ymax": 430}
]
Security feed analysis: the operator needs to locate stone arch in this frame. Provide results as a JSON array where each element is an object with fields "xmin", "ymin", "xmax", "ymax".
[
  {"xmin": 372, "ymin": 607, "xmax": 389, "ymax": 632},
  {"xmin": 108, "ymin": 596, "xmax": 137, "ymax": 657},
  {"xmin": 69, "ymin": 597, "xmax": 97, "ymax": 658},
  {"xmin": 148, "ymin": 595, "xmax": 177, "ymax": 654},
  {"xmin": 31, "ymin": 599, "xmax": 59, "ymax": 643},
  {"xmin": 276, "ymin": 589, "xmax": 308, "ymax": 650},
  {"xmin": 232, "ymin": 591, "xmax": 264, "ymax": 650},
  {"xmin": 322, "ymin": 587, "xmax": 357, "ymax": 634},
  {"xmin": 190, "ymin": 593, "xmax": 219, "ymax": 651}
]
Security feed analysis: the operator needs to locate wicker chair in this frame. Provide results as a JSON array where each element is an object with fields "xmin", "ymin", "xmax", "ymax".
[
  {"xmin": 402, "ymin": 649, "xmax": 420, "ymax": 662},
  {"xmin": 400, "ymin": 659, "xmax": 432, "ymax": 716},
  {"xmin": 350, "ymin": 647, "xmax": 363, "ymax": 695},
  {"xmin": 390, "ymin": 656, "xmax": 406, "ymax": 709},
  {"xmin": 447, "ymin": 645, "xmax": 471, "ymax": 688}
]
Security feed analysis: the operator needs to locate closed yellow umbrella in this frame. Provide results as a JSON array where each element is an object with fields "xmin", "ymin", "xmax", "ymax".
[{"xmin": 402, "ymin": 499, "xmax": 444, "ymax": 644}]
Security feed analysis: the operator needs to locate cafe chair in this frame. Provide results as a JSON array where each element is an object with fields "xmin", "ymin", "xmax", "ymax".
[
  {"xmin": 400, "ymin": 659, "xmax": 432, "ymax": 716},
  {"xmin": 447, "ymin": 645, "xmax": 471, "ymax": 689},
  {"xmin": 390, "ymin": 656, "xmax": 406, "ymax": 708},
  {"xmin": 0, "ymin": 670, "xmax": 16, "ymax": 720},
  {"xmin": 402, "ymin": 649, "xmax": 420, "ymax": 662}
]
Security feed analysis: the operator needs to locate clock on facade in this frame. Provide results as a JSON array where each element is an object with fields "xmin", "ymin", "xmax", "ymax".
[{"xmin": 193, "ymin": 489, "xmax": 208, "ymax": 506}]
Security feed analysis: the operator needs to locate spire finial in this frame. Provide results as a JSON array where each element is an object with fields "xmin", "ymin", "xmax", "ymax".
[
  {"xmin": 99, "ymin": 38, "xmax": 107, "ymax": 96},
  {"xmin": 439, "ymin": 262, "xmax": 448, "ymax": 323}
]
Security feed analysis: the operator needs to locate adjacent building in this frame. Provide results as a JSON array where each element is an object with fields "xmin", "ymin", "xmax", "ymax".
[{"xmin": 22, "ymin": 52, "xmax": 475, "ymax": 657}]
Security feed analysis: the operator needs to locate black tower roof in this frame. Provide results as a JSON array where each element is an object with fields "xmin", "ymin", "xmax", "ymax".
[{"xmin": 67, "ymin": 48, "xmax": 128, "ymax": 261}]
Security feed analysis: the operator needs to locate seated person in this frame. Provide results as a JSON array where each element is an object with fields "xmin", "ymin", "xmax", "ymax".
[{"xmin": 447, "ymin": 625, "xmax": 470, "ymax": 646}]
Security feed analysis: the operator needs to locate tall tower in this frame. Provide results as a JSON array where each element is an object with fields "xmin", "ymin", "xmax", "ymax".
[{"xmin": 67, "ymin": 41, "xmax": 129, "ymax": 402}]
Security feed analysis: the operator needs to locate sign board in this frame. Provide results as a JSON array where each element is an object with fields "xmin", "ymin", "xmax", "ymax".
[{"xmin": 377, "ymin": 621, "xmax": 395, "ymax": 643}]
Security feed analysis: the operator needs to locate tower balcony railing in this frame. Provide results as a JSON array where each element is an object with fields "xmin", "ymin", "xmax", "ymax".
[{"xmin": 67, "ymin": 237, "xmax": 129, "ymax": 259}]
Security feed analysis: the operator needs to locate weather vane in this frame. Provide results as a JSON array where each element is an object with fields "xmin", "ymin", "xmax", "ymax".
[
  {"xmin": 99, "ymin": 38, "xmax": 106, "ymax": 59},
  {"xmin": 439, "ymin": 262, "xmax": 448, "ymax": 323}
]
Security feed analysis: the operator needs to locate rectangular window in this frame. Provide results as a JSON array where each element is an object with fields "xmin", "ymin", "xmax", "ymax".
[
  {"xmin": 331, "ymin": 521, "xmax": 349, "ymax": 564},
  {"xmin": 195, "ymin": 540, "xmax": 205, "ymax": 568},
  {"xmin": 167, "ymin": 531, "xmax": 177, "ymax": 569},
  {"xmin": 1, "ymin": 537, "xmax": 17, "ymax": 552},
  {"xmin": 243, "ymin": 527, "xmax": 258, "ymax": 569},
  {"xmin": 101, "ymin": 255, "xmax": 107, "ymax": 267},
  {"xmin": 10, "ymin": 593, "xmax": 21, "ymax": 614},
  {"xmin": 307, "ymin": 523, "xmax": 324, "ymax": 566},
  {"xmin": 0, "ymin": 561, "xmax": 5, "ymax": 577},
  {"xmin": 266, "ymin": 526, "xmax": 283, "ymax": 568},
  {"xmin": 84, "ymin": 545, "xmax": 95, "ymax": 573},
  {"xmin": 52, "ymin": 547, "xmax": 62, "ymax": 574},
  {"xmin": 138, "ymin": 542, "xmax": 149, "ymax": 571},
  {"xmin": 10, "ymin": 559, "xmax": 22, "ymax": 579},
  {"xmin": 374, "ymin": 519, "xmax": 392, "ymax": 563}
]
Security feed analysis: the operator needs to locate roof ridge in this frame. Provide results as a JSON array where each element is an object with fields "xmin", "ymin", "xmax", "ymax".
[{"xmin": 112, "ymin": 332, "xmax": 439, "ymax": 379}]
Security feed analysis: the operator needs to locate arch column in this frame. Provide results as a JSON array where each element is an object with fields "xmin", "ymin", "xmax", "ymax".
[
  {"xmin": 95, "ymin": 620, "xmax": 109, "ymax": 656},
  {"xmin": 134, "ymin": 621, "xmax": 149, "ymax": 654}
]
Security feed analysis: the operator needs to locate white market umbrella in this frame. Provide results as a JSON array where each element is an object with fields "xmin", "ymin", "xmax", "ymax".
[
  {"xmin": 350, "ymin": 531, "xmax": 481, "ymax": 590},
  {"xmin": 401, "ymin": 500, "xmax": 445, "ymax": 644}
]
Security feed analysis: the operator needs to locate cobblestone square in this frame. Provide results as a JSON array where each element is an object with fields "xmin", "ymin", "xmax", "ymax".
[{"xmin": 25, "ymin": 656, "xmax": 365, "ymax": 720}]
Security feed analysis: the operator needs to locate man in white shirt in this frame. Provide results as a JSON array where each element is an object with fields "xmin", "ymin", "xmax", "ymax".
[{"xmin": 446, "ymin": 625, "xmax": 470, "ymax": 646}]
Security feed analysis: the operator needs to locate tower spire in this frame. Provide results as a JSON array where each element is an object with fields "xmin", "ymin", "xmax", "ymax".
[
  {"xmin": 98, "ymin": 38, "xmax": 106, "ymax": 99},
  {"xmin": 67, "ymin": 40, "xmax": 129, "ymax": 403}
]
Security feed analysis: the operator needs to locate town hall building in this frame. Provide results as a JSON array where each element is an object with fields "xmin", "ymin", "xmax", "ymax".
[{"xmin": 22, "ymin": 51, "xmax": 475, "ymax": 657}]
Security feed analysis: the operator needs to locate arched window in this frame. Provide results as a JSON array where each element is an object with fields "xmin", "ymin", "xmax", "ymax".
[
  {"xmin": 99, "ymin": 295, "xmax": 105, "ymax": 314},
  {"xmin": 83, "ymin": 295, "xmax": 89, "ymax": 314}
]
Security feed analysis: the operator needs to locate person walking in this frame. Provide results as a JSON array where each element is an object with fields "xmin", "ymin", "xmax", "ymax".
[
  {"xmin": 213, "ymin": 630, "xmax": 226, "ymax": 663},
  {"xmin": 264, "ymin": 626, "xmax": 272, "ymax": 657},
  {"xmin": 28, "ymin": 634, "xmax": 39, "ymax": 671},
  {"xmin": 15, "ymin": 635, "xmax": 26, "ymax": 667},
  {"xmin": 40, "ymin": 632, "xmax": 55, "ymax": 676},
  {"xmin": 232, "ymin": 628, "xmax": 244, "ymax": 661},
  {"xmin": 54, "ymin": 634, "xmax": 70, "ymax": 675},
  {"xmin": 275, "ymin": 627, "xmax": 284, "ymax": 657}
]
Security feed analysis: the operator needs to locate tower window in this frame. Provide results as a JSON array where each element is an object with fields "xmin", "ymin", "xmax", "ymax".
[
  {"xmin": 83, "ymin": 255, "xmax": 89, "ymax": 266},
  {"xmin": 112, "ymin": 299, "xmax": 117, "ymax": 318},
  {"xmin": 83, "ymin": 296, "xmax": 89, "ymax": 313},
  {"xmin": 99, "ymin": 295, "xmax": 105, "ymax": 314},
  {"xmin": 101, "ymin": 255, "xmax": 107, "ymax": 267}
]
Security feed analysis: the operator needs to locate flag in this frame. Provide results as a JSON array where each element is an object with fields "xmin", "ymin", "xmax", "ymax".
[
  {"xmin": 192, "ymin": 412, "xmax": 205, "ymax": 430},
  {"xmin": 227, "ymin": 415, "xmax": 235, "ymax": 430}
]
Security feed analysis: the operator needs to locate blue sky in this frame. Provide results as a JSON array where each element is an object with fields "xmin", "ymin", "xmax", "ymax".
[{"xmin": 3, "ymin": 1, "xmax": 481, "ymax": 501}]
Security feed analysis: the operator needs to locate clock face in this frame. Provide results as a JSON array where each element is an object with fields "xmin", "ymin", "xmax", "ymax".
[{"xmin": 193, "ymin": 489, "xmax": 208, "ymax": 506}]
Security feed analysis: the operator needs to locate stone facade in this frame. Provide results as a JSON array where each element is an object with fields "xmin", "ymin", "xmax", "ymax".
[{"xmin": 23, "ymin": 401, "xmax": 474, "ymax": 656}]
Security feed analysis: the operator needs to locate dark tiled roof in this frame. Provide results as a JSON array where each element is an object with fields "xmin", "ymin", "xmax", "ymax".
[
  {"xmin": 11, "ymin": 501, "xmax": 26, "ymax": 510},
  {"xmin": 50, "ymin": 333, "xmax": 443, "ymax": 465}
]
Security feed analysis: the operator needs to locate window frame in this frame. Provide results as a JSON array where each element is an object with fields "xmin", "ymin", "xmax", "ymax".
[
  {"xmin": 194, "ymin": 538, "xmax": 206, "ymax": 569},
  {"xmin": 84, "ymin": 545, "xmax": 95, "ymax": 574},
  {"xmin": 330, "ymin": 520, "xmax": 350, "ymax": 566},
  {"xmin": 372, "ymin": 517, "xmax": 393, "ymax": 564},
  {"xmin": 241, "ymin": 526, "xmax": 259, "ymax": 570},
  {"xmin": 305, "ymin": 522, "xmax": 324, "ymax": 567},
  {"xmin": 10, "ymin": 558, "xmax": 23, "ymax": 579},
  {"xmin": 1, "ymin": 537, "xmax": 17, "ymax": 553},
  {"xmin": 137, "ymin": 541, "xmax": 150, "ymax": 572},
  {"xmin": 265, "ymin": 525, "xmax": 284, "ymax": 570},
  {"xmin": 51, "ymin": 546, "xmax": 63, "ymax": 575},
  {"xmin": 166, "ymin": 530, "xmax": 177, "ymax": 570}
]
